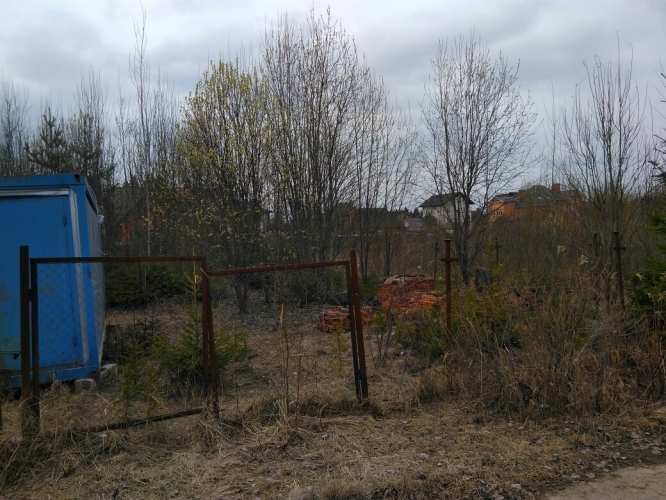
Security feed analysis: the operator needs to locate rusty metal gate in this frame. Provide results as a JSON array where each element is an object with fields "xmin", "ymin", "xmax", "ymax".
[
  {"xmin": 18, "ymin": 247, "xmax": 217, "ymax": 433},
  {"xmin": 207, "ymin": 250, "xmax": 369, "ymax": 401}
]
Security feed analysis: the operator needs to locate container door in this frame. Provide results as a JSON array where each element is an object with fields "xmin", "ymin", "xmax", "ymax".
[{"xmin": 0, "ymin": 194, "xmax": 80, "ymax": 376}]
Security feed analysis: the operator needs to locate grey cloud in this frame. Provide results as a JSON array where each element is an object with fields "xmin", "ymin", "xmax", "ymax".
[{"xmin": 1, "ymin": 0, "xmax": 666, "ymax": 137}]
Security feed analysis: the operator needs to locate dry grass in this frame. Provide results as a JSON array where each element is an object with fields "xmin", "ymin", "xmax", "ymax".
[
  {"xmin": 3, "ymin": 388, "xmax": 665, "ymax": 499},
  {"xmin": 396, "ymin": 274, "xmax": 666, "ymax": 419},
  {"xmin": 1, "ymin": 289, "xmax": 666, "ymax": 499}
]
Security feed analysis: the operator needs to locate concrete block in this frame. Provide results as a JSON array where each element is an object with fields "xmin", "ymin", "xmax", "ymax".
[
  {"xmin": 74, "ymin": 378, "xmax": 97, "ymax": 394},
  {"xmin": 101, "ymin": 364, "xmax": 118, "ymax": 376}
]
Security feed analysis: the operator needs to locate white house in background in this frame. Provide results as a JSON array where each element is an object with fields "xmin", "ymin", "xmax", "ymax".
[{"xmin": 419, "ymin": 193, "xmax": 473, "ymax": 229}]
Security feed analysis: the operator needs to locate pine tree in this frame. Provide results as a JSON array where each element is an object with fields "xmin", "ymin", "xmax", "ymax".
[{"xmin": 25, "ymin": 108, "xmax": 70, "ymax": 173}]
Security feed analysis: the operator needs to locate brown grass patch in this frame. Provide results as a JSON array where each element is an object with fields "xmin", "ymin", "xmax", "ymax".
[{"xmin": 2, "ymin": 290, "xmax": 666, "ymax": 499}]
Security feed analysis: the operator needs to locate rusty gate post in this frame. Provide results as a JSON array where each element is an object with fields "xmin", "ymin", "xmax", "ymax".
[
  {"xmin": 200, "ymin": 264, "xmax": 210, "ymax": 399},
  {"xmin": 494, "ymin": 237, "xmax": 501, "ymax": 284},
  {"xmin": 441, "ymin": 240, "xmax": 458, "ymax": 349},
  {"xmin": 495, "ymin": 237, "xmax": 500, "ymax": 267},
  {"xmin": 349, "ymin": 250, "xmax": 368, "ymax": 400},
  {"xmin": 614, "ymin": 231, "xmax": 626, "ymax": 312},
  {"xmin": 30, "ymin": 259, "xmax": 40, "ymax": 424},
  {"xmin": 345, "ymin": 261, "xmax": 361, "ymax": 399},
  {"xmin": 19, "ymin": 246, "xmax": 32, "ymax": 434},
  {"xmin": 201, "ymin": 259, "xmax": 219, "ymax": 419}
]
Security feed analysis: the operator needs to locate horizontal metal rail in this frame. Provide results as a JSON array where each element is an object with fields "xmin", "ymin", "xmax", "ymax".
[
  {"xmin": 83, "ymin": 407, "xmax": 204, "ymax": 433},
  {"xmin": 208, "ymin": 260, "xmax": 349, "ymax": 276},
  {"xmin": 31, "ymin": 255, "xmax": 207, "ymax": 264}
]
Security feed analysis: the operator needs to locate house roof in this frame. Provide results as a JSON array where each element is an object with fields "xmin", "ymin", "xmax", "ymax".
[
  {"xmin": 517, "ymin": 185, "xmax": 577, "ymax": 207},
  {"xmin": 419, "ymin": 193, "xmax": 473, "ymax": 208},
  {"xmin": 403, "ymin": 217, "xmax": 423, "ymax": 231},
  {"xmin": 491, "ymin": 185, "xmax": 579, "ymax": 208},
  {"xmin": 492, "ymin": 192, "xmax": 519, "ymax": 203}
]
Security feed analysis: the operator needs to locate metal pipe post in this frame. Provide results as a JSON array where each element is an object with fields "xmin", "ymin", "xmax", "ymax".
[
  {"xmin": 441, "ymin": 240, "xmax": 458, "ymax": 349},
  {"xmin": 345, "ymin": 262, "xmax": 361, "ymax": 399},
  {"xmin": 30, "ymin": 259, "xmax": 40, "ymax": 423},
  {"xmin": 614, "ymin": 231, "xmax": 625, "ymax": 311},
  {"xmin": 434, "ymin": 241, "xmax": 439, "ymax": 280},
  {"xmin": 349, "ymin": 250, "xmax": 368, "ymax": 400},
  {"xmin": 19, "ymin": 246, "xmax": 31, "ymax": 432},
  {"xmin": 495, "ymin": 237, "xmax": 500, "ymax": 266}
]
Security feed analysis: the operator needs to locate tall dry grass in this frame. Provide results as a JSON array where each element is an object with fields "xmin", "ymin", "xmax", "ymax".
[
  {"xmin": 417, "ymin": 275, "xmax": 666, "ymax": 419},
  {"xmin": 2, "ymin": 279, "xmax": 666, "ymax": 498}
]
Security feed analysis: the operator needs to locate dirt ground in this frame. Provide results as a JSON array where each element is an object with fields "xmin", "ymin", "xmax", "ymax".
[
  {"xmin": 2, "ymin": 295, "xmax": 666, "ymax": 499},
  {"xmin": 3, "ymin": 400, "xmax": 665, "ymax": 499},
  {"xmin": 546, "ymin": 463, "xmax": 666, "ymax": 500}
]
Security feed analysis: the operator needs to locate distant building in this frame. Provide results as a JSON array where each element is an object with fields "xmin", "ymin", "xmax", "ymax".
[
  {"xmin": 488, "ymin": 183, "xmax": 581, "ymax": 222},
  {"xmin": 419, "ymin": 193, "xmax": 473, "ymax": 230},
  {"xmin": 402, "ymin": 216, "xmax": 423, "ymax": 232}
]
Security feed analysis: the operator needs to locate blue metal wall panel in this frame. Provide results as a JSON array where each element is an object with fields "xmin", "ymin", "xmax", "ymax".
[
  {"xmin": 0, "ymin": 194, "xmax": 75, "ymax": 373},
  {"xmin": 0, "ymin": 174, "xmax": 105, "ymax": 387}
]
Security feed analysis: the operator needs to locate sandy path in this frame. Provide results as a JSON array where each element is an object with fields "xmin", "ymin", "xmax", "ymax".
[{"xmin": 545, "ymin": 463, "xmax": 666, "ymax": 500}]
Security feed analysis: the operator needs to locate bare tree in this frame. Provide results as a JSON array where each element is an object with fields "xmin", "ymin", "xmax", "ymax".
[
  {"xmin": 68, "ymin": 71, "xmax": 113, "ymax": 195},
  {"xmin": 0, "ymin": 77, "xmax": 31, "ymax": 175},
  {"xmin": 351, "ymin": 71, "xmax": 416, "ymax": 281},
  {"xmin": 558, "ymin": 48, "xmax": 656, "ymax": 285},
  {"xmin": 262, "ymin": 8, "xmax": 362, "ymax": 264},
  {"xmin": 66, "ymin": 69, "xmax": 118, "ymax": 250},
  {"xmin": 114, "ymin": 8, "xmax": 179, "ymax": 255},
  {"xmin": 420, "ymin": 33, "xmax": 536, "ymax": 282}
]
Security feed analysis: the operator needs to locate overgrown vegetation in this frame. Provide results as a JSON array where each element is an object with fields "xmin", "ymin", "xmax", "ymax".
[
  {"xmin": 2, "ymin": 283, "xmax": 666, "ymax": 498},
  {"xmin": 631, "ymin": 174, "xmax": 666, "ymax": 332},
  {"xmin": 3, "ymin": 6, "xmax": 666, "ymax": 499},
  {"xmin": 152, "ymin": 310, "xmax": 250, "ymax": 387},
  {"xmin": 407, "ymin": 277, "xmax": 666, "ymax": 417},
  {"xmin": 105, "ymin": 262, "xmax": 187, "ymax": 307},
  {"xmin": 152, "ymin": 265, "xmax": 250, "ymax": 388}
]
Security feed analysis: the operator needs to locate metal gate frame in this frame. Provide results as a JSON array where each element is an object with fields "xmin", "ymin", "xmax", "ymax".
[
  {"xmin": 207, "ymin": 250, "xmax": 369, "ymax": 401},
  {"xmin": 18, "ymin": 247, "xmax": 368, "ymax": 433},
  {"xmin": 19, "ymin": 246, "xmax": 217, "ymax": 431}
]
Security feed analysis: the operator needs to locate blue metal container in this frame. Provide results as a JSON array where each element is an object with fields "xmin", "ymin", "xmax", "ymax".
[{"xmin": 0, "ymin": 174, "xmax": 105, "ymax": 387}]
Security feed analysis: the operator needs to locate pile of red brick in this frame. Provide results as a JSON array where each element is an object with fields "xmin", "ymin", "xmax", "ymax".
[
  {"xmin": 317, "ymin": 305, "xmax": 372, "ymax": 333},
  {"xmin": 377, "ymin": 275, "xmax": 445, "ymax": 317},
  {"xmin": 318, "ymin": 275, "xmax": 444, "ymax": 332}
]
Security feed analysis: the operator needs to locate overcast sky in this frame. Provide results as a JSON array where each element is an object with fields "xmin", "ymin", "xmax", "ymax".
[{"xmin": 2, "ymin": 0, "xmax": 666, "ymax": 180}]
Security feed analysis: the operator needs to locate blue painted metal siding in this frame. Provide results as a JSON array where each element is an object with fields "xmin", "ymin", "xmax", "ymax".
[{"xmin": 0, "ymin": 174, "xmax": 105, "ymax": 386}]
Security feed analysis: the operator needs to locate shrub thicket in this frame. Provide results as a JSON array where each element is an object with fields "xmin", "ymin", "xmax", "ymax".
[{"xmin": 409, "ymin": 276, "xmax": 666, "ymax": 417}]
